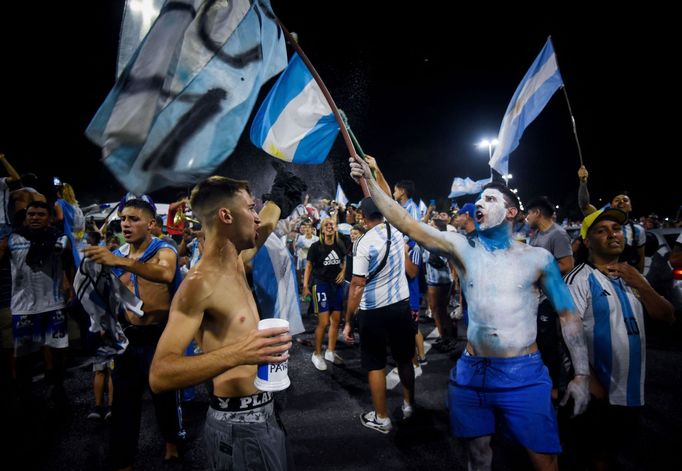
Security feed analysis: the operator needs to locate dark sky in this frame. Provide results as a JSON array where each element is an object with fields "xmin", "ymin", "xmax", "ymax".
[{"xmin": 0, "ymin": 2, "xmax": 677, "ymax": 220}]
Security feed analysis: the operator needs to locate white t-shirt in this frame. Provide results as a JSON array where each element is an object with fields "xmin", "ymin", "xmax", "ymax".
[
  {"xmin": 9, "ymin": 232, "xmax": 67, "ymax": 315},
  {"xmin": 295, "ymin": 234, "xmax": 318, "ymax": 263}
]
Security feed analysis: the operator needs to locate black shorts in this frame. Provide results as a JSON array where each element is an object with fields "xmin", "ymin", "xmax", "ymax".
[
  {"xmin": 358, "ymin": 300, "xmax": 416, "ymax": 371},
  {"xmin": 561, "ymin": 396, "xmax": 641, "ymax": 464}
]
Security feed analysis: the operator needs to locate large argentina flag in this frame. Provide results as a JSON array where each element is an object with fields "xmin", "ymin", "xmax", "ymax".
[
  {"xmin": 252, "ymin": 233, "xmax": 305, "ymax": 335},
  {"xmin": 489, "ymin": 38, "xmax": 564, "ymax": 176},
  {"xmin": 86, "ymin": 0, "xmax": 287, "ymax": 194},
  {"xmin": 250, "ymin": 52, "xmax": 340, "ymax": 163}
]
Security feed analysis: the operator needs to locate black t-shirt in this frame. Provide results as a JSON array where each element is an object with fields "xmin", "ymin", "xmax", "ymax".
[{"xmin": 307, "ymin": 239, "xmax": 346, "ymax": 283}]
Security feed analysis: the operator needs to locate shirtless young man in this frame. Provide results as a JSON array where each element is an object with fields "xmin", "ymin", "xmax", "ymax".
[
  {"xmin": 149, "ymin": 176, "xmax": 293, "ymax": 471},
  {"xmin": 350, "ymin": 157, "xmax": 590, "ymax": 471},
  {"xmin": 83, "ymin": 198, "xmax": 185, "ymax": 470}
]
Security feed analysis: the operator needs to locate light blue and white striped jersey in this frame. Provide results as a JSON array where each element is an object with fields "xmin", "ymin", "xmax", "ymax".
[
  {"xmin": 402, "ymin": 198, "xmax": 421, "ymax": 221},
  {"xmin": 421, "ymin": 247, "xmax": 453, "ymax": 286},
  {"xmin": 8, "ymin": 232, "xmax": 67, "ymax": 315},
  {"xmin": 565, "ymin": 263, "xmax": 646, "ymax": 406},
  {"xmin": 623, "ymin": 222, "xmax": 646, "ymax": 248},
  {"xmin": 353, "ymin": 223, "xmax": 409, "ymax": 310}
]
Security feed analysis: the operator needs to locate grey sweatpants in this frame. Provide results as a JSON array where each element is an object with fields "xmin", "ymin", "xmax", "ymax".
[{"xmin": 203, "ymin": 405, "xmax": 291, "ymax": 470}]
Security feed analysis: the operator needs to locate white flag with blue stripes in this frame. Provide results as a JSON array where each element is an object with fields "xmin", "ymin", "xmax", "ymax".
[
  {"xmin": 489, "ymin": 38, "xmax": 564, "ymax": 176},
  {"xmin": 252, "ymin": 233, "xmax": 304, "ymax": 335},
  {"xmin": 449, "ymin": 176, "xmax": 491, "ymax": 198},
  {"xmin": 250, "ymin": 52, "xmax": 340, "ymax": 163},
  {"xmin": 86, "ymin": 0, "xmax": 287, "ymax": 194},
  {"xmin": 335, "ymin": 183, "xmax": 348, "ymax": 208}
]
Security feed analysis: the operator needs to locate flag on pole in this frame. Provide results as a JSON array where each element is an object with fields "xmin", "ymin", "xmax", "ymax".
[
  {"xmin": 449, "ymin": 177, "xmax": 492, "ymax": 198},
  {"xmin": 86, "ymin": 0, "xmax": 287, "ymax": 194},
  {"xmin": 418, "ymin": 199, "xmax": 428, "ymax": 219},
  {"xmin": 489, "ymin": 38, "xmax": 564, "ymax": 176},
  {"xmin": 250, "ymin": 52, "xmax": 340, "ymax": 163},
  {"xmin": 335, "ymin": 183, "xmax": 348, "ymax": 208},
  {"xmin": 252, "ymin": 233, "xmax": 304, "ymax": 335}
]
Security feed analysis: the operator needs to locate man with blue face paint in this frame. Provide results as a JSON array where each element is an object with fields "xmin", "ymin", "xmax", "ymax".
[{"xmin": 350, "ymin": 157, "xmax": 590, "ymax": 471}]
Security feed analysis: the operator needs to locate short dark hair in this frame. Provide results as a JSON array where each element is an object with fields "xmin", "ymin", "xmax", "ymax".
[
  {"xmin": 482, "ymin": 182, "xmax": 520, "ymax": 210},
  {"xmin": 123, "ymin": 199, "xmax": 156, "ymax": 218},
  {"xmin": 526, "ymin": 196, "xmax": 555, "ymax": 218},
  {"xmin": 351, "ymin": 224, "xmax": 366, "ymax": 234},
  {"xmin": 155, "ymin": 215, "xmax": 164, "ymax": 227},
  {"xmin": 395, "ymin": 180, "xmax": 415, "ymax": 199},
  {"xmin": 87, "ymin": 231, "xmax": 102, "ymax": 245},
  {"xmin": 27, "ymin": 201, "xmax": 51, "ymax": 214},
  {"xmin": 190, "ymin": 176, "xmax": 251, "ymax": 226}
]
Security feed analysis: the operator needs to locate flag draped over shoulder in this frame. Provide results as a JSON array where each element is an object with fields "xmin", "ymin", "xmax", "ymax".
[
  {"xmin": 449, "ymin": 176, "xmax": 491, "ymax": 198},
  {"xmin": 335, "ymin": 183, "xmax": 348, "ymax": 208},
  {"xmin": 252, "ymin": 233, "xmax": 304, "ymax": 335},
  {"xmin": 250, "ymin": 52, "xmax": 340, "ymax": 163},
  {"xmin": 86, "ymin": 0, "xmax": 287, "ymax": 194},
  {"xmin": 489, "ymin": 38, "xmax": 564, "ymax": 176}
]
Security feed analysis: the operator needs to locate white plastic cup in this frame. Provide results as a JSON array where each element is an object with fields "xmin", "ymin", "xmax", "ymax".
[{"xmin": 253, "ymin": 318, "xmax": 290, "ymax": 392}]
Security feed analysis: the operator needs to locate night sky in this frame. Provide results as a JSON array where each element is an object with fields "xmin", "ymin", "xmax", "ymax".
[{"xmin": 0, "ymin": 2, "xmax": 677, "ymax": 221}]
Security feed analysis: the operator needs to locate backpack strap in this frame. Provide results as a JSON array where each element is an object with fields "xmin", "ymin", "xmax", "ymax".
[{"xmin": 366, "ymin": 223, "xmax": 392, "ymax": 283}]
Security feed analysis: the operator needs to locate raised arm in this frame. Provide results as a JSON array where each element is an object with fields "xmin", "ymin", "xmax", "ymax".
[
  {"xmin": 0, "ymin": 153, "xmax": 21, "ymax": 182},
  {"xmin": 240, "ymin": 201, "xmax": 281, "ymax": 264},
  {"xmin": 149, "ymin": 273, "xmax": 292, "ymax": 393},
  {"xmin": 363, "ymin": 155, "xmax": 391, "ymax": 197},
  {"xmin": 349, "ymin": 156, "xmax": 461, "ymax": 260},
  {"xmin": 577, "ymin": 165, "xmax": 597, "ymax": 216}
]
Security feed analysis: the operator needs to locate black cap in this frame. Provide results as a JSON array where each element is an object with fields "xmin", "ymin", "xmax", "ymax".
[{"xmin": 359, "ymin": 197, "xmax": 383, "ymax": 219}]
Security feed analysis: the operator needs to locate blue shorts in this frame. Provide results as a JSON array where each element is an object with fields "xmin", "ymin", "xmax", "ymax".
[
  {"xmin": 312, "ymin": 280, "xmax": 344, "ymax": 313},
  {"xmin": 448, "ymin": 350, "xmax": 561, "ymax": 454}
]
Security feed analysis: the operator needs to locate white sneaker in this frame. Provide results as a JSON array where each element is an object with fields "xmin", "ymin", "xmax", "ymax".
[
  {"xmin": 311, "ymin": 353, "xmax": 327, "ymax": 371},
  {"xmin": 401, "ymin": 402, "xmax": 414, "ymax": 419},
  {"xmin": 361, "ymin": 411, "xmax": 392, "ymax": 434},
  {"xmin": 324, "ymin": 350, "xmax": 344, "ymax": 364},
  {"xmin": 414, "ymin": 365, "xmax": 423, "ymax": 378}
]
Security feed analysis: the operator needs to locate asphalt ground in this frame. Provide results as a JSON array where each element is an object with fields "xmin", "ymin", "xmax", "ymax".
[{"xmin": 2, "ymin": 304, "xmax": 681, "ymax": 470}]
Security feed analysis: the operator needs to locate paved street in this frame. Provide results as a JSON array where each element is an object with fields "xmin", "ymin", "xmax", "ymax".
[{"xmin": 2, "ymin": 306, "xmax": 681, "ymax": 470}]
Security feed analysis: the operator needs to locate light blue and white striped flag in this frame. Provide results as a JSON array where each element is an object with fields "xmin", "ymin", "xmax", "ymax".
[
  {"xmin": 250, "ymin": 52, "xmax": 340, "ymax": 163},
  {"xmin": 335, "ymin": 183, "xmax": 348, "ymax": 208},
  {"xmin": 449, "ymin": 176, "xmax": 492, "ymax": 198},
  {"xmin": 252, "ymin": 233, "xmax": 304, "ymax": 335},
  {"xmin": 86, "ymin": 0, "xmax": 287, "ymax": 194},
  {"xmin": 489, "ymin": 38, "xmax": 564, "ymax": 176}
]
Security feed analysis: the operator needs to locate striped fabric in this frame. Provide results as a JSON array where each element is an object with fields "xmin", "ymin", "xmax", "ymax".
[
  {"xmin": 565, "ymin": 263, "xmax": 646, "ymax": 406},
  {"xmin": 402, "ymin": 198, "xmax": 421, "ymax": 221},
  {"xmin": 353, "ymin": 224, "xmax": 409, "ymax": 310}
]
